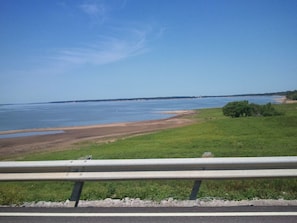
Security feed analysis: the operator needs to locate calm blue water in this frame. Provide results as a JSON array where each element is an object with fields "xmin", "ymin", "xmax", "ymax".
[{"xmin": 0, "ymin": 96, "xmax": 282, "ymax": 132}]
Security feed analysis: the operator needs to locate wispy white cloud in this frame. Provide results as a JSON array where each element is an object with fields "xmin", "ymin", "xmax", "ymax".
[
  {"xmin": 34, "ymin": 1, "xmax": 164, "ymax": 76},
  {"xmin": 77, "ymin": 0, "xmax": 128, "ymax": 24},
  {"xmin": 79, "ymin": 2, "xmax": 106, "ymax": 17},
  {"xmin": 1, "ymin": 29, "xmax": 149, "ymax": 79},
  {"xmin": 51, "ymin": 26, "xmax": 149, "ymax": 66}
]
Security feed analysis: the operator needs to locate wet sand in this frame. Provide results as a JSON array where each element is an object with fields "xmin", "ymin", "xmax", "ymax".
[{"xmin": 0, "ymin": 111, "xmax": 196, "ymax": 159}]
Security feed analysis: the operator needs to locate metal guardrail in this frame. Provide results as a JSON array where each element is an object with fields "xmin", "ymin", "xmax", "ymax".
[
  {"xmin": 1, "ymin": 156, "xmax": 297, "ymax": 207},
  {"xmin": 1, "ymin": 156, "xmax": 297, "ymax": 173},
  {"xmin": 1, "ymin": 169, "xmax": 297, "ymax": 181}
]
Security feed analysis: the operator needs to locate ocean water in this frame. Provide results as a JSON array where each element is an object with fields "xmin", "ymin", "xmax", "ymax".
[{"xmin": 0, "ymin": 96, "xmax": 282, "ymax": 132}]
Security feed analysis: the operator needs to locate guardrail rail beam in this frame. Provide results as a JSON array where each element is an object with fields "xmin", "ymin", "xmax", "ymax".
[{"xmin": 1, "ymin": 156, "xmax": 297, "ymax": 207}]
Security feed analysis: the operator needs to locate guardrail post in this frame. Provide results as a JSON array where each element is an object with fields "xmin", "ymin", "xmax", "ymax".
[
  {"xmin": 69, "ymin": 155, "xmax": 92, "ymax": 207},
  {"xmin": 69, "ymin": 181, "xmax": 84, "ymax": 207},
  {"xmin": 189, "ymin": 152, "xmax": 214, "ymax": 200},
  {"xmin": 189, "ymin": 180, "xmax": 202, "ymax": 200}
]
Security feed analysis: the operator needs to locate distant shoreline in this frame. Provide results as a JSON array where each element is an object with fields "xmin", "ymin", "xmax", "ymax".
[
  {"xmin": 49, "ymin": 93, "xmax": 286, "ymax": 104},
  {"xmin": 0, "ymin": 91, "xmax": 292, "ymax": 106},
  {"xmin": 0, "ymin": 93, "xmax": 287, "ymax": 106}
]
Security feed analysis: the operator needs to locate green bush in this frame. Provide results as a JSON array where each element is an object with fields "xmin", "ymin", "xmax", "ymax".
[
  {"xmin": 222, "ymin": 100, "xmax": 251, "ymax": 118},
  {"xmin": 260, "ymin": 103, "xmax": 283, "ymax": 116},
  {"xmin": 223, "ymin": 101, "xmax": 282, "ymax": 118}
]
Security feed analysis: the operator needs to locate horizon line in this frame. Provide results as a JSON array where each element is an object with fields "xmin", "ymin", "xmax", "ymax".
[{"xmin": 1, "ymin": 91, "xmax": 288, "ymax": 106}]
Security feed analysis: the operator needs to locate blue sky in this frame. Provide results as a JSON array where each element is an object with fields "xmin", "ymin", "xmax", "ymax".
[{"xmin": 1, "ymin": 0, "xmax": 296, "ymax": 104}]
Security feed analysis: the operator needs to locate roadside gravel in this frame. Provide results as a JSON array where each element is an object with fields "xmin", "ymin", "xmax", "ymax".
[{"xmin": 9, "ymin": 198, "xmax": 297, "ymax": 208}]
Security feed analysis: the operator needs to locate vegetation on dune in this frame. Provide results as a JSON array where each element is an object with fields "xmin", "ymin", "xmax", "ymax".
[{"xmin": 0, "ymin": 103, "xmax": 297, "ymax": 205}]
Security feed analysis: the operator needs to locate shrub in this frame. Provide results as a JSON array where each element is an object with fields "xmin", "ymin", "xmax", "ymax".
[
  {"xmin": 260, "ymin": 103, "xmax": 283, "ymax": 116},
  {"xmin": 223, "ymin": 101, "xmax": 282, "ymax": 118},
  {"xmin": 222, "ymin": 100, "xmax": 251, "ymax": 118},
  {"xmin": 249, "ymin": 103, "xmax": 262, "ymax": 116}
]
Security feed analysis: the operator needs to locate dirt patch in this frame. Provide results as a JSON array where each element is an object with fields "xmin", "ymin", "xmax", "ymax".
[{"xmin": 0, "ymin": 111, "xmax": 196, "ymax": 159}]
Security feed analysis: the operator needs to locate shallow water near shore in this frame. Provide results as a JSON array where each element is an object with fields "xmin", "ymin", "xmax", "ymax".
[
  {"xmin": 0, "ymin": 96, "xmax": 282, "ymax": 132},
  {"xmin": 0, "ymin": 130, "xmax": 65, "ymax": 139}
]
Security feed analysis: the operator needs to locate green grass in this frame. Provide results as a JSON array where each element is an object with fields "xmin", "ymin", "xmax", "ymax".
[{"xmin": 1, "ymin": 104, "xmax": 297, "ymax": 204}]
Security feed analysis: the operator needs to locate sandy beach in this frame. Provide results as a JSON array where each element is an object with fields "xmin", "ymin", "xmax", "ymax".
[
  {"xmin": 0, "ymin": 111, "xmax": 196, "ymax": 159},
  {"xmin": 276, "ymin": 96, "xmax": 297, "ymax": 104}
]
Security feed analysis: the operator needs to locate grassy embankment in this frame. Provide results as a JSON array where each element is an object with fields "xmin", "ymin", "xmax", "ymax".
[{"xmin": 1, "ymin": 103, "xmax": 297, "ymax": 204}]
